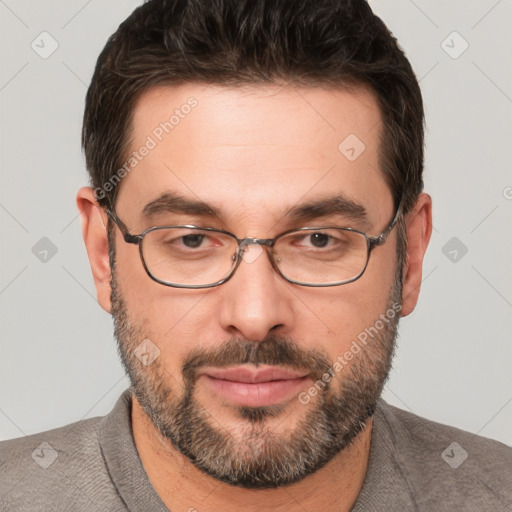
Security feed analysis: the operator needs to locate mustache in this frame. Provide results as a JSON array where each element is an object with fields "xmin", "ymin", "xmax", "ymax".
[{"xmin": 181, "ymin": 335, "xmax": 332, "ymax": 384}]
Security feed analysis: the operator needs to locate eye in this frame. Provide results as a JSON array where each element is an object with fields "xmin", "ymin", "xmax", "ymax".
[
  {"xmin": 181, "ymin": 234, "xmax": 205, "ymax": 248},
  {"xmin": 155, "ymin": 230, "xmax": 218, "ymax": 251},
  {"xmin": 295, "ymin": 231, "xmax": 338, "ymax": 249},
  {"xmin": 307, "ymin": 232, "xmax": 331, "ymax": 248},
  {"xmin": 283, "ymin": 229, "xmax": 352, "ymax": 254}
]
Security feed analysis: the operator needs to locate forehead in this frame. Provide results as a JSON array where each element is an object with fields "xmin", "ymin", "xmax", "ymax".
[{"xmin": 117, "ymin": 82, "xmax": 390, "ymax": 227}]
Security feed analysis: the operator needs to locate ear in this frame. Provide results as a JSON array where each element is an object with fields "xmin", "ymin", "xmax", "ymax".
[
  {"xmin": 400, "ymin": 193, "xmax": 432, "ymax": 317},
  {"xmin": 76, "ymin": 187, "xmax": 112, "ymax": 313}
]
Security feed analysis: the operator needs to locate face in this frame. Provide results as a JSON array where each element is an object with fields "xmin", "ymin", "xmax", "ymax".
[{"xmin": 108, "ymin": 83, "xmax": 402, "ymax": 488}]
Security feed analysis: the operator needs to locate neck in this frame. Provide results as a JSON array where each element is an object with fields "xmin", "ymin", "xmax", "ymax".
[{"xmin": 131, "ymin": 396, "xmax": 373, "ymax": 512}]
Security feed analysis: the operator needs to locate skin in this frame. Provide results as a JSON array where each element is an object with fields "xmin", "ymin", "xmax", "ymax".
[{"xmin": 77, "ymin": 83, "xmax": 432, "ymax": 511}]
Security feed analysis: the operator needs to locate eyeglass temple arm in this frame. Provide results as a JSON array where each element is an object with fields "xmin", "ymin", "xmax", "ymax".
[
  {"xmin": 370, "ymin": 195, "xmax": 404, "ymax": 247},
  {"xmin": 106, "ymin": 209, "xmax": 141, "ymax": 245}
]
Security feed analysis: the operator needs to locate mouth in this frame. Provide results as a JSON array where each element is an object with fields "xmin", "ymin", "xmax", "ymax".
[{"xmin": 199, "ymin": 365, "xmax": 311, "ymax": 407}]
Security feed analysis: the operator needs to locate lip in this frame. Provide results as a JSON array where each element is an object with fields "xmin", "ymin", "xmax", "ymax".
[
  {"xmin": 199, "ymin": 365, "xmax": 311, "ymax": 407},
  {"xmin": 200, "ymin": 365, "xmax": 310, "ymax": 383}
]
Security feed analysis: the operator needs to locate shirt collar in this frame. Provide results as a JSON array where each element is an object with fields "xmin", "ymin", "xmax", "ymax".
[{"xmin": 99, "ymin": 390, "xmax": 416, "ymax": 511}]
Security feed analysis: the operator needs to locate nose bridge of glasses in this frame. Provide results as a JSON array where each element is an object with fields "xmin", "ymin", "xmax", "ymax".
[{"xmin": 238, "ymin": 237, "xmax": 274, "ymax": 253}]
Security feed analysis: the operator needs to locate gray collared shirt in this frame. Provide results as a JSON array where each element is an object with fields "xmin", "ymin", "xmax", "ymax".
[{"xmin": 1, "ymin": 390, "xmax": 511, "ymax": 511}]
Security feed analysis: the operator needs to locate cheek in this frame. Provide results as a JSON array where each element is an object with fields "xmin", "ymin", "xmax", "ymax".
[
  {"xmin": 360, "ymin": 234, "xmax": 399, "ymax": 298},
  {"xmin": 115, "ymin": 255, "xmax": 215, "ymax": 366},
  {"xmin": 115, "ymin": 242, "xmax": 182, "ymax": 318},
  {"xmin": 300, "ymin": 247, "xmax": 397, "ymax": 353}
]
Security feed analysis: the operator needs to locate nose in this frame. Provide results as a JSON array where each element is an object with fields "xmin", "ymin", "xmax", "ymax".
[{"xmin": 217, "ymin": 243, "xmax": 295, "ymax": 341}]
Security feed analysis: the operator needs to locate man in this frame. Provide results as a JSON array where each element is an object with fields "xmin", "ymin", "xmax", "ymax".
[{"xmin": 1, "ymin": 0, "xmax": 510, "ymax": 510}]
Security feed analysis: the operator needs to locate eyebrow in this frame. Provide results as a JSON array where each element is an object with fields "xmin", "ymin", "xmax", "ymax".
[
  {"xmin": 142, "ymin": 191, "xmax": 369, "ymax": 227},
  {"xmin": 142, "ymin": 192, "xmax": 221, "ymax": 219},
  {"xmin": 283, "ymin": 194, "xmax": 369, "ymax": 226}
]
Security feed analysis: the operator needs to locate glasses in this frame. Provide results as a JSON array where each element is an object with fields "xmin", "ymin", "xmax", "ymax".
[{"xmin": 106, "ymin": 202, "xmax": 401, "ymax": 289}]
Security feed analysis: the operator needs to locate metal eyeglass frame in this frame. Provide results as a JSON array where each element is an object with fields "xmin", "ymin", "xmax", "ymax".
[{"xmin": 106, "ymin": 198, "xmax": 402, "ymax": 289}]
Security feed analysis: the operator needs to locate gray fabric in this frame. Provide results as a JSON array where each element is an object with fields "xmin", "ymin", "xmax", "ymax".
[
  {"xmin": 0, "ymin": 391, "xmax": 167, "ymax": 512},
  {"xmin": 1, "ymin": 389, "xmax": 511, "ymax": 511},
  {"xmin": 352, "ymin": 401, "xmax": 512, "ymax": 511}
]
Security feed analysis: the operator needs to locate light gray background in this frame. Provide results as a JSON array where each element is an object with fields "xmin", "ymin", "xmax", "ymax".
[{"xmin": 1, "ymin": 0, "xmax": 511, "ymax": 446}]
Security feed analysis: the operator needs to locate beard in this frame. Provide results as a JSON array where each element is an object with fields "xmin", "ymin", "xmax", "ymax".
[{"xmin": 110, "ymin": 265, "xmax": 402, "ymax": 489}]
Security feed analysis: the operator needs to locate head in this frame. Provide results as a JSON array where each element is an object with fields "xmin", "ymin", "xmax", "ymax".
[{"xmin": 78, "ymin": 0, "xmax": 432, "ymax": 489}]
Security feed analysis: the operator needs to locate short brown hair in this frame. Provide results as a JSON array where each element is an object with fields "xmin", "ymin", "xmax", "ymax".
[{"xmin": 83, "ymin": 0, "xmax": 424, "ymax": 236}]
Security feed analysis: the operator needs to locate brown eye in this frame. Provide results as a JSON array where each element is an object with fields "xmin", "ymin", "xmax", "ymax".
[
  {"xmin": 181, "ymin": 234, "xmax": 205, "ymax": 248},
  {"xmin": 308, "ymin": 232, "xmax": 330, "ymax": 248}
]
